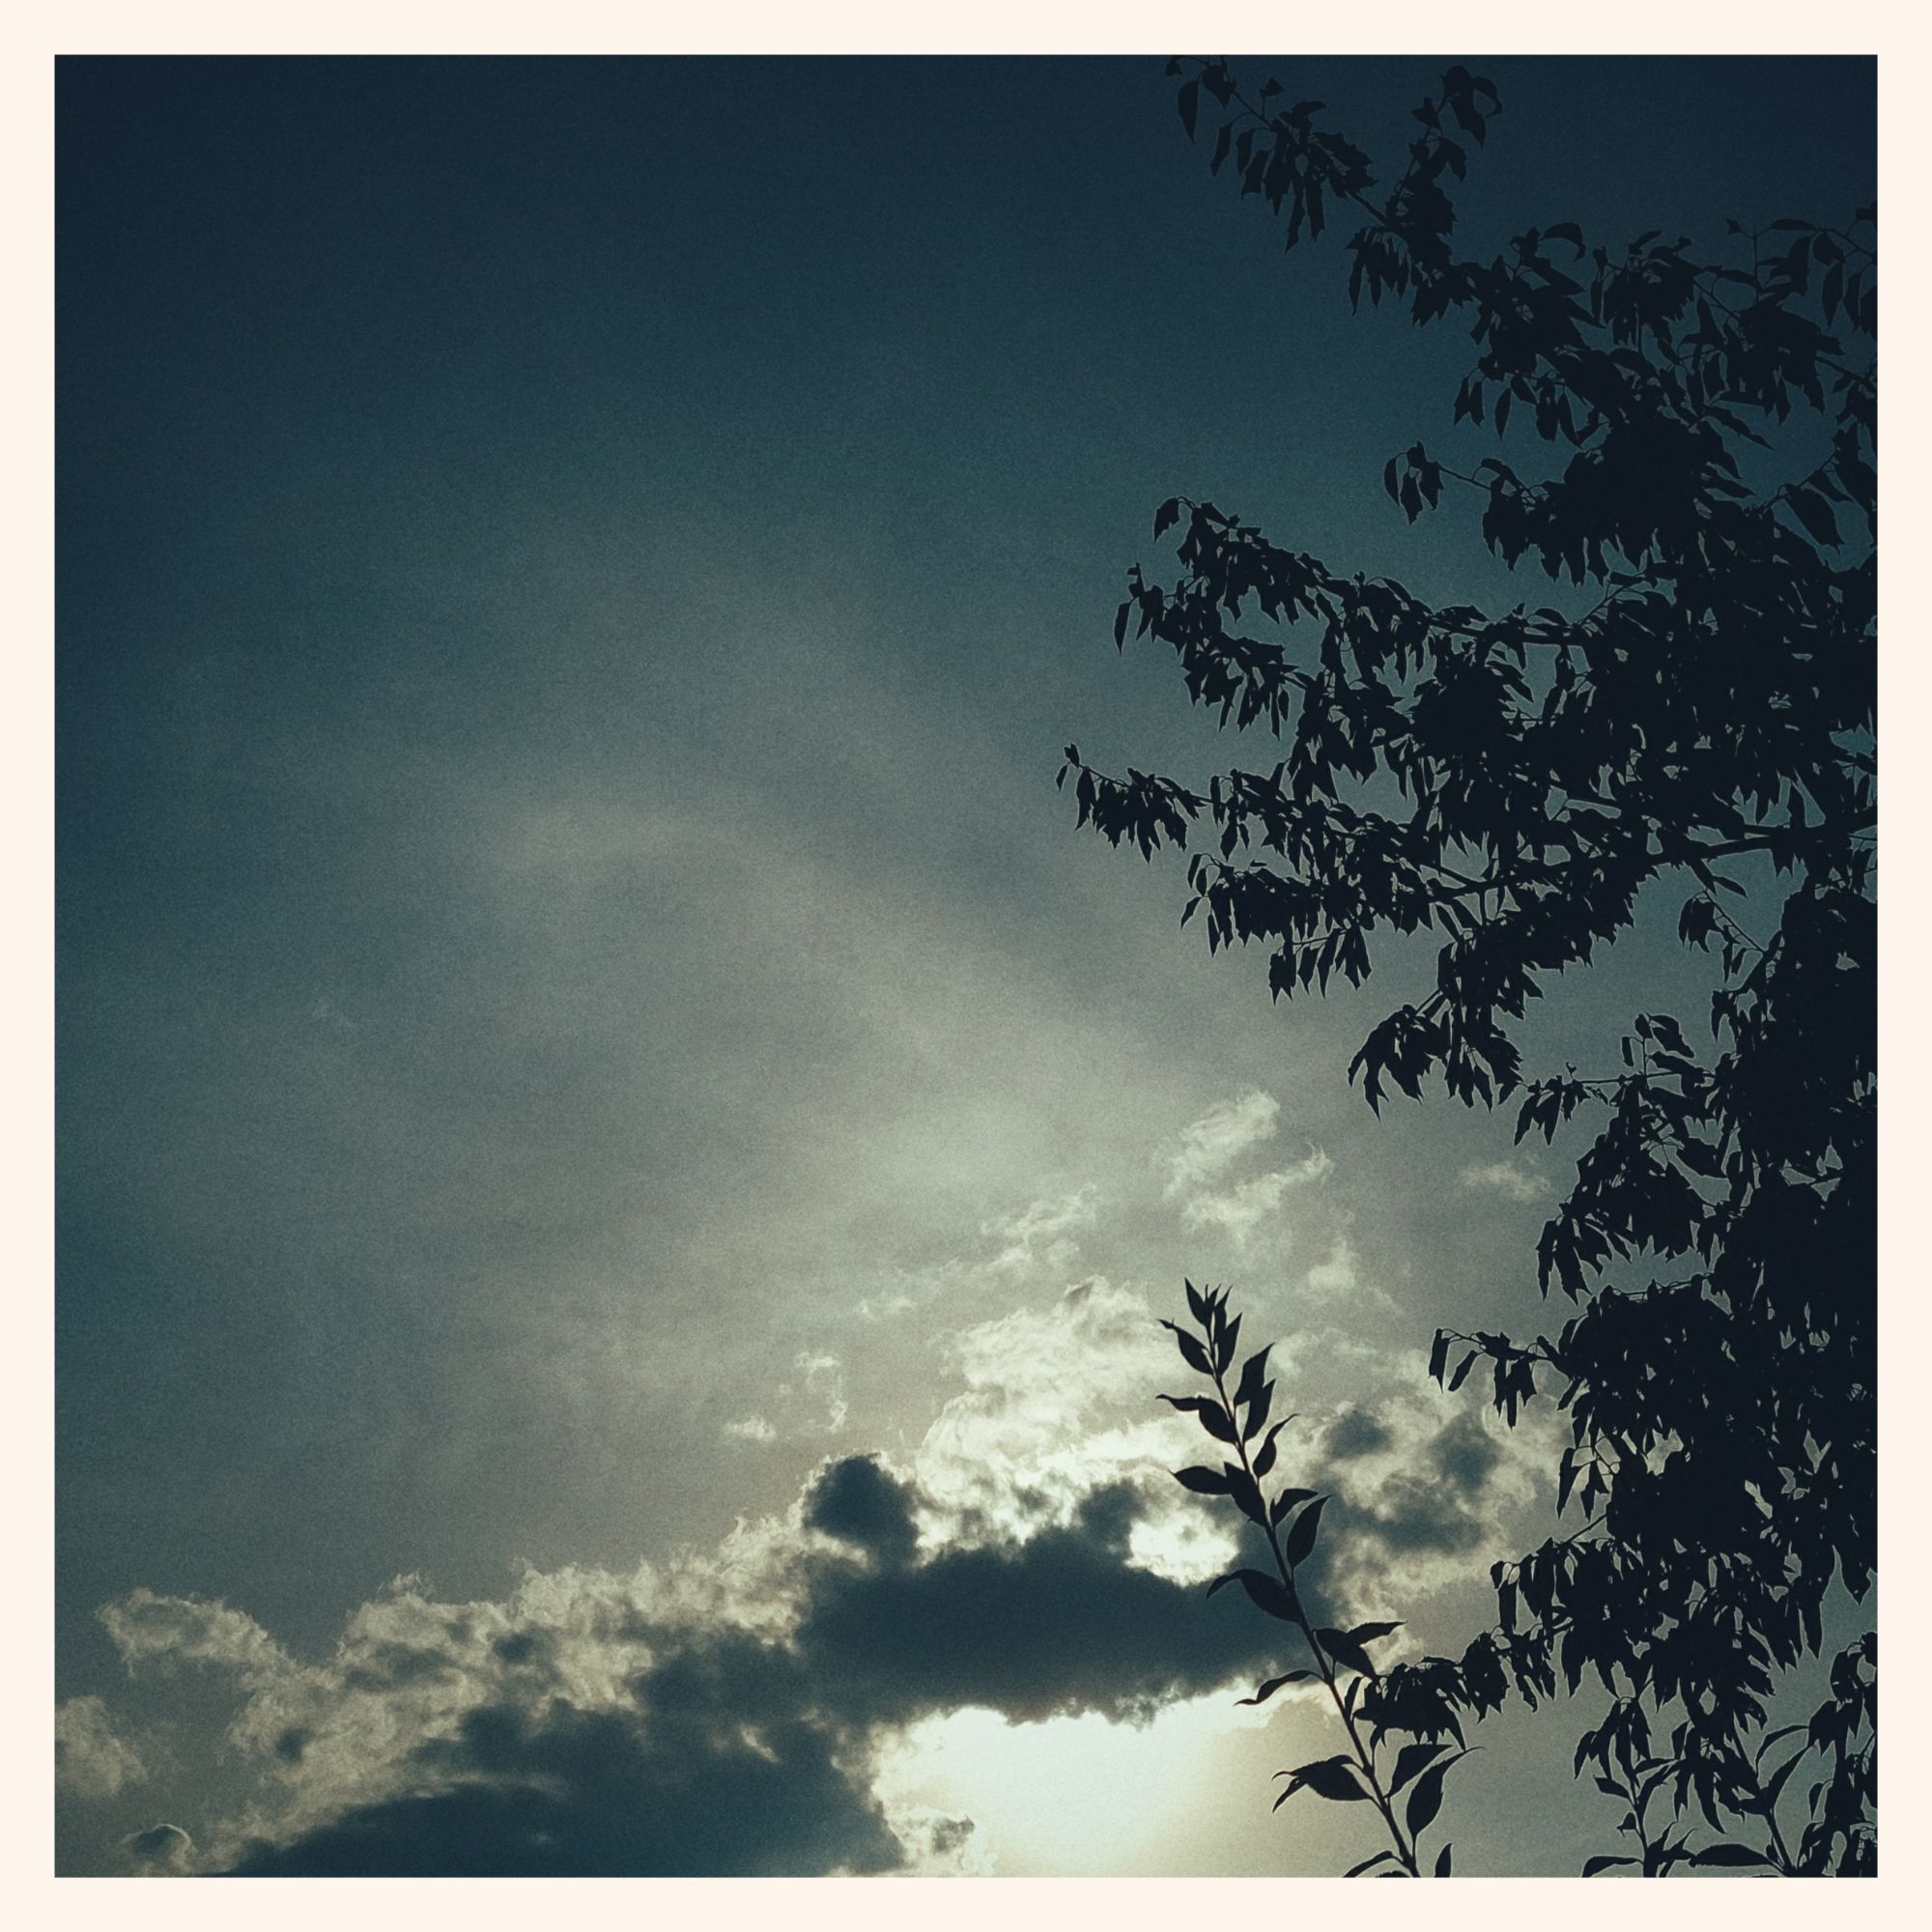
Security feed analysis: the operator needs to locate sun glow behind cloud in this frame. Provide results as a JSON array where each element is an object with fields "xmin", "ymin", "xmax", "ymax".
[
  {"xmin": 64, "ymin": 1089, "xmax": 1560, "ymax": 1875},
  {"xmin": 875, "ymin": 1691, "xmax": 1269, "ymax": 1876}
]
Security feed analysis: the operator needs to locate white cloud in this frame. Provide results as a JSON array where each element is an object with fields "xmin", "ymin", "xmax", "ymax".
[
  {"xmin": 1179, "ymin": 1148, "xmax": 1333, "ymax": 1243},
  {"xmin": 795, "ymin": 1350, "xmax": 848, "ymax": 1432},
  {"xmin": 1164, "ymin": 1090, "xmax": 1281, "ymax": 1195},
  {"xmin": 56, "ymin": 1695, "xmax": 148, "ymax": 1800},
  {"xmin": 1301, "ymin": 1232, "xmax": 1400, "ymax": 1316},
  {"xmin": 910, "ymin": 1278, "xmax": 1232, "ymax": 1579},
  {"xmin": 1162, "ymin": 1091, "xmax": 1331, "ymax": 1248},
  {"xmin": 982, "ymin": 1185, "xmax": 1099, "ymax": 1279},
  {"xmin": 99, "ymin": 1588, "xmax": 293, "ymax": 1689},
  {"xmin": 746, "ymin": 1351, "xmax": 853, "ymax": 1438},
  {"xmin": 1459, "ymin": 1160, "xmax": 1551, "ymax": 1203}
]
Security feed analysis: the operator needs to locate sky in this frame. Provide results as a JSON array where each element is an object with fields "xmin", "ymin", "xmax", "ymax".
[{"xmin": 55, "ymin": 53, "xmax": 1876, "ymax": 1878}]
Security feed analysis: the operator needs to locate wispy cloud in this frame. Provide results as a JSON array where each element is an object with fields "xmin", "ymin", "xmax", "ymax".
[
  {"xmin": 1459, "ymin": 1160, "xmax": 1551, "ymax": 1204},
  {"xmin": 1164, "ymin": 1091, "xmax": 1331, "ymax": 1247},
  {"xmin": 1301, "ymin": 1233, "xmax": 1400, "ymax": 1316},
  {"xmin": 981, "ymin": 1186, "xmax": 1099, "ymax": 1279},
  {"xmin": 1163, "ymin": 1090, "xmax": 1281, "ymax": 1196}
]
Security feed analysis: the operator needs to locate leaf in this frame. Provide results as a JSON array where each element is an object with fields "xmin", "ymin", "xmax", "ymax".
[
  {"xmin": 1153, "ymin": 497, "xmax": 1182, "ymax": 539},
  {"xmin": 1197, "ymin": 1402, "xmax": 1238, "ymax": 1444},
  {"xmin": 1236, "ymin": 1668, "xmax": 1316, "ymax": 1706},
  {"xmin": 1344, "ymin": 1620, "xmax": 1403, "ymax": 1648},
  {"xmin": 1284, "ymin": 1493, "xmax": 1327, "ymax": 1566},
  {"xmin": 1690, "ymin": 1843, "xmax": 1772, "ymax": 1867},
  {"xmin": 1207, "ymin": 1567, "xmax": 1301, "ymax": 1622},
  {"xmin": 1233, "ymin": 1345, "xmax": 1272, "ymax": 1410},
  {"xmin": 1173, "ymin": 1464, "xmax": 1233, "ymax": 1495},
  {"xmin": 1435, "ymin": 1843, "xmax": 1453, "ymax": 1877},
  {"xmin": 1388, "ymin": 1739, "xmax": 1451, "ymax": 1796},
  {"xmin": 1241, "ymin": 1378, "xmax": 1275, "ymax": 1440},
  {"xmin": 1405, "ymin": 1749, "xmax": 1470, "ymax": 1836},
  {"xmin": 1292, "ymin": 1755, "xmax": 1374, "ymax": 1803},
  {"xmin": 1178, "ymin": 78, "xmax": 1201, "ymax": 140},
  {"xmin": 1316, "ymin": 1627, "xmax": 1378, "ymax": 1679},
  {"xmin": 1346, "ymin": 1849, "xmax": 1398, "ymax": 1877},
  {"xmin": 1268, "ymin": 1486, "xmax": 1317, "ymax": 1525},
  {"xmin": 1154, "ymin": 1393, "xmax": 1209, "ymax": 1415},
  {"xmin": 1786, "ymin": 487, "xmax": 1840, "ymax": 548},
  {"xmin": 1582, "ymin": 1854, "xmax": 1637, "ymax": 1876}
]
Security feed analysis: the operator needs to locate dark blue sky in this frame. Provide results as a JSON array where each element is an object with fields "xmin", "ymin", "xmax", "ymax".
[{"xmin": 56, "ymin": 54, "xmax": 1874, "ymax": 1876}]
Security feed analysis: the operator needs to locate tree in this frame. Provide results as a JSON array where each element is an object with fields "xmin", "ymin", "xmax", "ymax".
[{"xmin": 1064, "ymin": 59, "xmax": 1875, "ymax": 1875}]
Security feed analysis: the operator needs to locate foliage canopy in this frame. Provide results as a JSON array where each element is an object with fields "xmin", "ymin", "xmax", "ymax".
[{"xmin": 1069, "ymin": 58, "xmax": 1875, "ymax": 1876}]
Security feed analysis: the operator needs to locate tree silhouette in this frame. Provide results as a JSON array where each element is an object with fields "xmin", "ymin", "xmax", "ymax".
[{"xmin": 1066, "ymin": 60, "xmax": 1875, "ymax": 1875}]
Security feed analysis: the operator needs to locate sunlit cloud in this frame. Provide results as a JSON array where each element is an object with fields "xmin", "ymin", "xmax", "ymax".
[
  {"xmin": 1459, "ymin": 1160, "xmax": 1551, "ymax": 1203},
  {"xmin": 1163, "ymin": 1090, "xmax": 1332, "ymax": 1248},
  {"xmin": 982, "ymin": 1185, "xmax": 1100, "ymax": 1279},
  {"xmin": 56, "ymin": 1697, "xmax": 148, "ymax": 1801},
  {"xmin": 1300, "ymin": 1232, "xmax": 1400, "ymax": 1317}
]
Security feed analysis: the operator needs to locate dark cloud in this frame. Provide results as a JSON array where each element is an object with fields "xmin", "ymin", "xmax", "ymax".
[
  {"xmin": 805, "ymin": 1454, "xmax": 921, "ymax": 1564},
  {"xmin": 796, "ymin": 1482, "xmax": 1276, "ymax": 1726},
  {"xmin": 217, "ymin": 1475, "xmax": 1280, "ymax": 1875},
  {"xmin": 1322, "ymin": 1408, "xmax": 1392, "ymax": 1462},
  {"xmin": 230, "ymin": 1679, "xmax": 900, "ymax": 1877},
  {"xmin": 127, "ymin": 1822, "xmax": 193, "ymax": 1872},
  {"xmin": 1433, "ymin": 1412, "xmax": 1502, "ymax": 1496},
  {"xmin": 341, "ymin": 1640, "xmax": 462, "ymax": 1692},
  {"xmin": 1357, "ymin": 1474, "xmax": 1484, "ymax": 1557}
]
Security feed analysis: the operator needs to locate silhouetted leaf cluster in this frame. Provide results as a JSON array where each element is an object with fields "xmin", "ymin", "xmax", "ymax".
[
  {"xmin": 1096, "ymin": 60, "xmax": 1875, "ymax": 1875},
  {"xmin": 1163, "ymin": 1284, "xmax": 1471, "ymax": 1877}
]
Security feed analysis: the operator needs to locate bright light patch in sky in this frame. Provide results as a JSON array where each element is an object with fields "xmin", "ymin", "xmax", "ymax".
[{"xmin": 876, "ymin": 1693, "xmax": 1267, "ymax": 1876}]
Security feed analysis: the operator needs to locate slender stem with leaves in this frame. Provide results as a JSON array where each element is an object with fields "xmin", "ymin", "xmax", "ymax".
[{"xmin": 1161, "ymin": 1280, "xmax": 1471, "ymax": 1877}]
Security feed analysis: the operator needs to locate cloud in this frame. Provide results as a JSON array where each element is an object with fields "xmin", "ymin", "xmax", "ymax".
[
  {"xmin": 56, "ymin": 1696, "xmax": 148, "ymax": 1800},
  {"xmin": 1322, "ymin": 1408, "xmax": 1393, "ymax": 1462},
  {"xmin": 853, "ymin": 1187, "xmax": 1100, "ymax": 1322},
  {"xmin": 124, "ymin": 1822, "xmax": 194, "ymax": 1874},
  {"xmin": 910, "ymin": 1278, "xmax": 1212, "ymax": 1558},
  {"xmin": 1164, "ymin": 1090, "xmax": 1281, "ymax": 1194},
  {"xmin": 1285, "ymin": 1376, "xmax": 1562, "ymax": 1609},
  {"xmin": 99, "ymin": 1587, "xmax": 293, "ymax": 1686},
  {"xmin": 734, "ymin": 1353, "xmax": 849, "ymax": 1441},
  {"xmin": 1163, "ymin": 1091, "xmax": 1331, "ymax": 1247},
  {"xmin": 792, "ymin": 1479, "xmax": 1277, "ymax": 1729},
  {"xmin": 102, "ymin": 1455, "xmax": 1279, "ymax": 1876},
  {"xmin": 982, "ymin": 1185, "xmax": 1098, "ymax": 1279},
  {"xmin": 1459, "ymin": 1160, "xmax": 1551, "ymax": 1203},
  {"xmin": 805, "ymin": 1453, "xmax": 921, "ymax": 1564},
  {"xmin": 76, "ymin": 1278, "xmax": 1564, "ymax": 1876},
  {"xmin": 794, "ymin": 1351, "xmax": 849, "ymax": 1432},
  {"xmin": 1300, "ymin": 1233, "xmax": 1399, "ymax": 1316}
]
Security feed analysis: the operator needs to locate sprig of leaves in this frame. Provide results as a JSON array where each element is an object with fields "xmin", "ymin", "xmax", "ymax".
[{"xmin": 1163, "ymin": 1283, "xmax": 1471, "ymax": 1876}]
